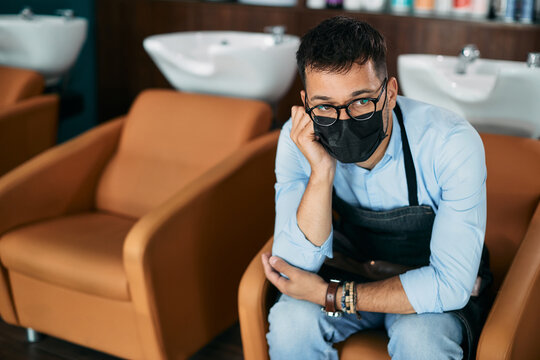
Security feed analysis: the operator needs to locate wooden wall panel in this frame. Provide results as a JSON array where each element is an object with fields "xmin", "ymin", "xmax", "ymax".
[{"xmin": 96, "ymin": 0, "xmax": 540, "ymax": 124}]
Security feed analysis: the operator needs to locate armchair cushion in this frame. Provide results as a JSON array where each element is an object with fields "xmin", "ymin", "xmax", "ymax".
[
  {"xmin": 340, "ymin": 330, "xmax": 390, "ymax": 360},
  {"xmin": 0, "ymin": 212, "xmax": 135, "ymax": 301},
  {"xmin": 95, "ymin": 90, "xmax": 272, "ymax": 218}
]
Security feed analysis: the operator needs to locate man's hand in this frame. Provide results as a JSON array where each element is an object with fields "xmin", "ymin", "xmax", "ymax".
[
  {"xmin": 262, "ymin": 252, "xmax": 328, "ymax": 306},
  {"xmin": 290, "ymin": 106, "xmax": 336, "ymax": 177}
]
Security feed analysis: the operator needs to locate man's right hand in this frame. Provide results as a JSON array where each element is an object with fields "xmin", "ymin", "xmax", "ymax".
[{"xmin": 289, "ymin": 105, "xmax": 336, "ymax": 178}]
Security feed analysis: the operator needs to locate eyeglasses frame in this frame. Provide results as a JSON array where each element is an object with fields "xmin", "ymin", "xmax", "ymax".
[{"xmin": 304, "ymin": 77, "xmax": 388, "ymax": 127}]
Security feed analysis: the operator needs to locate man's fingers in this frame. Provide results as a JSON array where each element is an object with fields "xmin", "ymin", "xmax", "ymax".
[
  {"xmin": 290, "ymin": 106, "xmax": 311, "ymax": 142},
  {"xmin": 298, "ymin": 118, "xmax": 316, "ymax": 142},
  {"xmin": 268, "ymin": 256, "xmax": 293, "ymax": 277},
  {"xmin": 262, "ymin": 253, "xmax": 283, "ymax": 288},
  {"xmin": 261, "ymin": 253, "xmax": 295, "ymax": 293}
]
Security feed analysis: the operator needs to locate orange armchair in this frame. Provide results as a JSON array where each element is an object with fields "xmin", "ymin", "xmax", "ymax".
[
  {"xmin": 238, "ymin": 133, "xmax": 540, "ymax": 360},
  {"xmin": 0, "ymin": 89, "xmax": 278, "ymax": 359},
  {"xmin": 0, "ymin": 65, "xmax": 58, "ymax": 175}
]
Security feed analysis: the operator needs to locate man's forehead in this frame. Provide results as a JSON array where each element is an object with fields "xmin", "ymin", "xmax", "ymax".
[
  {"xmin": 306, "ymin": 59, "xmax": 375, "ymax": 75},
  {"xmin": 304, "ymin": 62, "xmax": 381, "ymax": 98}
]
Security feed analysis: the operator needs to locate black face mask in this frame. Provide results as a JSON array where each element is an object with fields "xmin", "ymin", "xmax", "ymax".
[{"xmin": 313, "ymin": 103, "xmax": 388, "ymax": 164}]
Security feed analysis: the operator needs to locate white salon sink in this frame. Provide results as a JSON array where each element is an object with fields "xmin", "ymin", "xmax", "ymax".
[
  {"xmin": 0, "ymin": 14, "xmax": 87, "ymax": 86},
  {"xmin": 398, "ymin": 54, "xmax": 540, "ymax": 138},
  {"xmin": 143, "ymin": 31, "xmax": 300, "ymax": 103}
]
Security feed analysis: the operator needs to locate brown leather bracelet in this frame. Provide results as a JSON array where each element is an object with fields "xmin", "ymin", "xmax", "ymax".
[{"xmin": 323, "ymin": 279, "xmax": 342, "ymax": 317}]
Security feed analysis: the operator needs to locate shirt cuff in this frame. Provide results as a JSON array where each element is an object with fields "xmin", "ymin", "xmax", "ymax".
[
  {"xmin": 399, "ymin": 267, "xmax": 442, "ymax": 314},
  {"xmin": 272, "ymin": 218, "xmax": 333, "ymax": 273}
]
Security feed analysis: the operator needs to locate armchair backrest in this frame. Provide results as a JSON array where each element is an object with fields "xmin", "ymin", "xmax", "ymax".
[
  {"xmin": 481, "ymin": 133, "xmax": 540, "ymax": 291},
  {"xmin": 95, "ymin": 89, "xmax": 272, "ymax": 218},
  {"xmin": 0, "ymin": 66, "xmax": 44, "ymax": 107}
]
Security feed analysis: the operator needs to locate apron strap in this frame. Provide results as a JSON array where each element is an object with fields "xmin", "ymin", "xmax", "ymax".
[{"xmin": 394, "ymin": 102, "xmax": 419, "ymax": 207}]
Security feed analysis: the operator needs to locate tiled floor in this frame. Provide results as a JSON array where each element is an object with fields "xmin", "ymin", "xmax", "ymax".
[{"xmin": 0, "ymin": 319, "xmax": 243, "ymax": 360}]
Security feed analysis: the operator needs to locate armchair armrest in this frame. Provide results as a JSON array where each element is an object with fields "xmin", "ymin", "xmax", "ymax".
[
  {"xmin": 238, "ymin": 236, "xmax": 275, "ymax": 360},
  {"xmin": 123, "ymin": 130, "xmax": 280, "ymax": 360},
  {"xmin": 477, "ymin": 202, "xmax": 540, "ymax": 360},
  {"xmin": 0, "ymin": 117, "xmax": 124, "ymax": 235},
  {"xmin": 0, "ymin": 94, "xmax": 59, "ymax": 175}
]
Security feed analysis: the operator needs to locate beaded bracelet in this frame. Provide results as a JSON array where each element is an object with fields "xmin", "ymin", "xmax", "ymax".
[
  {"xmin": 345, "ymin": 281, "xmax": 356, "ymax": 314},
  {"xmin": 340, "ymin": 281, "xmax": 354, "ymax": 314},
  {"xmin": 340, "ymin": 281, "xmax": 361, "ymax": 319},
  {"xmin": 340, "ymin": 281, "xmax": 348, "ymax": 312}
]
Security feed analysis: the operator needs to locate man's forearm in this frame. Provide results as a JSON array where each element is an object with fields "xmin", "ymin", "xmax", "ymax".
[
  {"xmin": 296, "ymin": 169, "xmax": 334, "ymax": 247},
  {"xmin": 336, "ymin": 276, "xmax": 415, "ymax": 314}
]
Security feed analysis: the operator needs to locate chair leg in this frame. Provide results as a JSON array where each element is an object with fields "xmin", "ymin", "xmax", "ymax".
[{"xmin": 26, "ymin": 328, "xmax": 43, "ymax": 343}]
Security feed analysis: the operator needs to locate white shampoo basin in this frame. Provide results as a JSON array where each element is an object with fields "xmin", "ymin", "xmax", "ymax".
[
  {"xmin": 143, "ymin": 31, "xmax": 300, "ymax": 103},
  {"xmin": 0, "ymin": 14, "xmax": 87, "ymax": 86},
  {"xmin": 398, "ymin": 54, "xmax": 540, "ymax": 138}
]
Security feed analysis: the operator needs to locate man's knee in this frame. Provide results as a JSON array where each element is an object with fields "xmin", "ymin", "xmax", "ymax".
[
  {"xmin": 267, "ymin": 295, "xmax": 324, "ymax": 344},
  {"xmin": 267, "ymin": 294, "xmax": 337, "ymax": 359},
  {"xmin": 387, "ymin": 313, "xmax": 463, "ymax": 360}
]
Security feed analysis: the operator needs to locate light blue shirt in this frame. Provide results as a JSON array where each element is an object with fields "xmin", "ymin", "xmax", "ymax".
[{"xmin": 272, "ymin": 96, "xmax": 487, "ymax": 314}]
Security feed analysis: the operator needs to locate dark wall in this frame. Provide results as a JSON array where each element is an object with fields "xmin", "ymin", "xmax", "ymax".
[{"xmin": 0, "ymin": 0, "xmax": 97, "ymax": 143}]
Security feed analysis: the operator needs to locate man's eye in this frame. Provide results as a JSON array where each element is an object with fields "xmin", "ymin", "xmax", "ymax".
[
  {"xmin": 355, "ymin": 99, "xmax": 370, "ymax": 106},
  {"xmin": 315, "ymin": 105, "xmax": 331, "ymax": 111}
]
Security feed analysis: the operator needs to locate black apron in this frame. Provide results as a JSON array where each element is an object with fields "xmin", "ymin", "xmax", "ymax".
[{"xmin": 319, "ymin": 102, "xmax": 492, "ymax": 360}]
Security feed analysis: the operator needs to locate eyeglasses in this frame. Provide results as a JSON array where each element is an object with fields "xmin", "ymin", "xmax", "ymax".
[{"xmin": 304, "ymin": 78, "xmax": 388, "ymax": 127}]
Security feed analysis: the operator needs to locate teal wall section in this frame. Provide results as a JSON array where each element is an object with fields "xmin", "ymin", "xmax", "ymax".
[{"xmin": 0, "ymin": 0, "xmax": 97, "ymax": 143}]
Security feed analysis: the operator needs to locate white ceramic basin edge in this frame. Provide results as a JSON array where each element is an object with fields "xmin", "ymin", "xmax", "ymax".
[
  {"xmin": 143, "ymin": 31, "xmax": 300, "ymax": 103},
  {"xmin": 398, "ymin": 54, "xmax": 540, "ymax": 138},
  {"xmin": 0, "ymin": 15, "xmax": 88, "ymax": 85}
]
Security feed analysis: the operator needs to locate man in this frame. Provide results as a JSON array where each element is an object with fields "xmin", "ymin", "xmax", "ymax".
[{"xmin": 262, "ymin": 16, "xmax": 491, "ymax": 360}]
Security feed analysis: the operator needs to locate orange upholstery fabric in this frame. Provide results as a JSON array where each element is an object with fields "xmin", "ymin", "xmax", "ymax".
[
  {"xmin": 123, "ymin": 130, "xmax": 279, "ymax": 360},
  {"xmin": 0, "ymin": 212, "xmax": 135, "ymax": 301},
  {"xmin": 0, "ymin": 66, "xmax": 44, "ymax": 107},
  {"xmin": 0, "ymin": 118, "xmax": 124, "ymax": 237},
  {"xmin": 339, "ymin": 330, "xmax": 391, "ymax": 360},
  {"xmin": 477, "ymin": 205, "xmax": 540, "ymax": 360},
  {"xmin": 0, "ymin": 95, "xmax": 58, "ymax": 175},
  {"xmin": 0, "ymin": 118, "xmax": 123, "ymax": 326},
  {"xmin": 0, "ymin": 66, "xmax": 58, "ymax": 176},
  {"xmin": 10, "ymin": 272, "xmax": 143, "ymax": 359},
  {"xmin": 0, "ymin": 89, "xmax": 277, "ymax": 360},
  {"xmin": 476, "ymin": 134, "xmax": 540, "ymax": 360},
  {"xmin": 96, "ymin": 89, "xmax": 272, "ymax": 218},
  {"xmin": 480, "ymin": 134, "xmax": 540, "ymax": 291},
  {"xmin": 238, "ymin": 133, "xmax": 540, "ymax": 360}
]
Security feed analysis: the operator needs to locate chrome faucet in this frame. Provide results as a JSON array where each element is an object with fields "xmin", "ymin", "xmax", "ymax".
[
  {"xmin": 56, "ymin": 9, "xmax": 75, "ymax": 20},
  {"xmin": 264, "ymin": 25, "xmax": 286, "ymax": 45},
  {"xmin": 20, "ymin": 6, "xmax": 34, "ymax": 20},
  {"xmin": 527, "ymin": 52, "xmax": 540, "ymax": 68},
  {"xmin": 455, "ymin": 44, "xmax": 480, "ymax": 74}
]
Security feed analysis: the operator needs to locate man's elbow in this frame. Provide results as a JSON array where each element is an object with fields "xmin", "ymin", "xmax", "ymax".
[
  {"xmin": 439, "ymin": 285, "xmax": 471, "ymax": 312},
  {"xmin": 271, "ymin": 230, "xmax": 327, "ymax": 273}
]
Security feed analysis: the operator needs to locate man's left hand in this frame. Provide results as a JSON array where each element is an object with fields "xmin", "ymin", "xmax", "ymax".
[{"xmin": 262, "ymin": 252, "xmax": 328, "ymax": 306}]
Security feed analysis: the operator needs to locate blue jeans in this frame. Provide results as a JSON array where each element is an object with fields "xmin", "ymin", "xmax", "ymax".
[{"xmin": 267, "ymin": 294, "xmax": 463, "ymax": 360}]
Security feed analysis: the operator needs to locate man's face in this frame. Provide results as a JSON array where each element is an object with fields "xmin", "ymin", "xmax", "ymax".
[{"xmin": 301, "ymin": 61, "xmax": 397, "ymax": 128}]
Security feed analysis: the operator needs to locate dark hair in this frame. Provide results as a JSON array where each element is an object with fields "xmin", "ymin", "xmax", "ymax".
[{"xmin": 296, "ymin": 16, "xmax": 387, "ymax": 85}]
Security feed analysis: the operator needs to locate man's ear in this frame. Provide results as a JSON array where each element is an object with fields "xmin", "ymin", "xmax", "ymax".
[
  {"xmin": 387, "ymin": 77, "xmax": 399, "ymax": 110},
  {"xmin": 300, "ymin": 90, "xmax": 306, "ymax": 107}
]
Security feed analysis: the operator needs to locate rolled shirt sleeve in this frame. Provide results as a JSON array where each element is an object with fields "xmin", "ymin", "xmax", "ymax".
[
  {"xmin": 400, "ymin": 124, "xmax": 487, "ymax": 314},
  {"xmin": 271, "ymin": 120, "xmax": 333, "ymax": 273}
]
